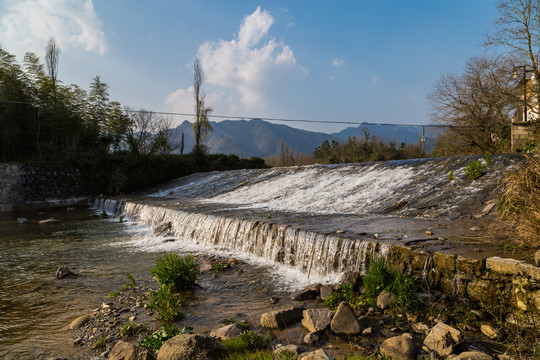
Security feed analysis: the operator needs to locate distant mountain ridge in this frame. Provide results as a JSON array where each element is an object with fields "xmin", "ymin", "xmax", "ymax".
[{"xmin": 169, "ymin": 119, "xmax": 438, "ymax": 158}]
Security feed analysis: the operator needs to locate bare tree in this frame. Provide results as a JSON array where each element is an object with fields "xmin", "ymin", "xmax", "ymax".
[
  {"xmin": 45, "ymin": 38, "xmax": 60, "ymax": 104},
  {"xmin": 485, "ymin": 0, "xmax": 540, "ymax": 118},
  {"xmin": 124, "ymin": 108, "xmax": 177, "ymax": 155},
  {"xmin": 428, "ymin": 55, "xmax": 518, "ymax": 154},
  {"xmin": 192, "ymin": 58, "xmax": 213, "ymax": 156}
]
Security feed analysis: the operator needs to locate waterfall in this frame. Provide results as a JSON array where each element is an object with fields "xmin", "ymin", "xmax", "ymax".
[{"xmin": 98, "ymin": 199, "xmax": 392, "ymax": 279}]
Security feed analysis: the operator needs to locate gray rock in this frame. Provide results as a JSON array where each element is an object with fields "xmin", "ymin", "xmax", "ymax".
[
  {"xmin": 305, "ymin": 283, "xmax": 322, "ymax": 292},
  {"xmin": 535, "ymin": 249, "xmax": 540, "ymax": 266},
  {"xmin": 341, "ymin": 271, "xmax": 361, "ymax": 290},
  {"xmin": 455, "ymin": 351, "xmax": 494, "ymax": 360},
  {"xmin": 274, "ymin": 344, "xmax": 307, "ymax": 356},
  {"xmin": 362, "ymin": 327, "xmax": 372, "ymax": 336},
  {"xmin": 210, "ymin": 324, "xmax": 244, "ymax": 340},
  {"xmin": 480, "ymin": 324, "xmax": 502, "ymax": 340},
  {"xmin": 423, "ymin": 322, "xmax": 464, "ymax": 357},
  {"xmin": 17, "ymin": 218, "xmax": 28, "ymax": 224},
  {"xmin": 377, "ymin": 291, "xmax": 395, "ymax": 310},
  {"xmin": 304, "ymin": 332, "xmax": 320, "ymax": 345},
  {"xmin": 411, "ymin": 322, "xmax": 429, "ymax": 334},
  {"xmin": 109, "ymin": 340, "xmax": 152, "ymax": 360},
  {"xmin": 301, "ymin": 309, "xmax": 334, "ymax": 332},
  {"xmin": 157, "ymin": 334, "xmax": 225, "ymax": 360},
  {"xmin": 330, "ymin": 302, "xmax": 361, "ymax": 335},
  {"xmin": 291, "ymin": 289, "xmax": 318, "ymax": 301},
  {"xmin": 69, "ymin": 314, "xmax": 90, "ymax": 329},
  {"xmin": 300, "ymin": 348, "xmax": 334, "ymax": 360},
  {"xmin": 260, "ymin": 306, "xmax": 304, "ymax": 329},
  {"xmin": 56, "ymin": 266, "xmax": 76, "ymax": 279},
  {"xmin": 380, "ymin": 333, "xmax": 415, "ymax": 360},
  {"xmin": 319, "ymin": 285, "xmax": 333, "ymax": 300}
]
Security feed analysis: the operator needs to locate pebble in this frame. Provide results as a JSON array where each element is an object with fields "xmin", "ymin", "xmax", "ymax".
[{"xmin": 362, "ymin": 327, "xmax": 372, "ymax": 336}]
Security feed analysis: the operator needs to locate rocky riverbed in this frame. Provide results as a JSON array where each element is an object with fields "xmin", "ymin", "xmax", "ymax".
[{"xmin": 66, "ymin": 255, "xmax": 539, "ymax": 360}]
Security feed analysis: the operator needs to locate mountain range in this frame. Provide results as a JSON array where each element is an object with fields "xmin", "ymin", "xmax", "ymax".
[{"xmin": 169, "ymin": 119, "xmax": 439, "ymax": 158}]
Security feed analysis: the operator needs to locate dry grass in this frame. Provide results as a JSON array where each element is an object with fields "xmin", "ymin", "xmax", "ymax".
[{"xmin": 497, "ymin": 154, "xmax": 540, "ymax": 247}]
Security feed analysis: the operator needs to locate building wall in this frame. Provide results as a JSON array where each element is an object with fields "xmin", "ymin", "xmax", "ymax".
[{"xmin": 511, "ymin": 122, "xmax": 535, "ymax": 151}]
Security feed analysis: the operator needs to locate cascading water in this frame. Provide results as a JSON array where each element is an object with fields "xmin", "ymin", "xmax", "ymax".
[{"xmin": 96, "ymin": 154, "xmax": 523, "ymax": 284}]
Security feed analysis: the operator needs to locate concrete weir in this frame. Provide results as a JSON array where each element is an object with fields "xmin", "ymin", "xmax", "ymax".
[{"xmin": 97, "ymin": 154, "xmax": 540, "ymax": 318}]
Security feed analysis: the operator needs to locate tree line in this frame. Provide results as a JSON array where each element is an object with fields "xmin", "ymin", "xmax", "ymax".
[{"xmin": 0, "ymin": 41, "xmax": 264, "ymax": 193}]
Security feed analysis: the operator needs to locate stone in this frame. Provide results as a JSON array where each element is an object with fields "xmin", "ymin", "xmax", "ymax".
[
  {"xmin": 209, "ymin": 324, "xmax": 244, "ymax": 340},
  {"xmin": 99, "ymin": 211, "xmax": 108, "ymax": 218},
  {"xmin": 306, "ymin": 283, "xmax": 322, "ymax": 292},
  {"xmin": 291, "ymin": 289, "xmax": 318, "ymax": 301},
  {"xmin": 39, "ymin": 217, "xmax": 59, "ymax": 224},
  {"xmin": 467, "ymin": 279, "xmax": 500, "ymax": 304},
  {"xmin": 260, "ymin": 306, "xmax": 304, "ymax": 329},
  {"xmin": 423, "ymin": 322, "xmax": 464, "ymax": 357},
  {"xmin": 362, "ymin": 327, "xmax": 372, "ymax": 336},
  {"xmin": 480, "ymin": 324, "xmax": 502, "ymax": 340},
  {"xmin": 433, "ymin": 253, "xmax": 456, "ymax": 275},
  {"xmin": 380, "ymin": 333, "xmax": 415, "ymax": 360},
  {"xmin": 157, "ymin": 334, "xmax": 225, "ymax": 360},
  {"xmin": 304, "ymin": 332, "xmax": 320, "ymax": 345},
  {"xmin": 330, "ymin": 302, "xmax": 361, "ymax": 335},
  {"xmin": 70, "ymin": 314, "xmax": 90, "ymax": 329},
  {"xmin": 486, "ymin": 257, "xmax": 523, "ymax": 275},
  {"xmin": 377, "ymin": 291, "xmax": 395, "ymax": 310},
  {"xmin": 270, "ymin": 296, "xmax": 280, "ymax": 304},
  {"xmin": 17, "ymin": 218, "xmax": 28, "ymax": 224},
  {"xmin": 56, "ymin": 266, "xmax": 76, "ymax": 279},
  {"xmin": 517, "ymin": 262, "xmax": 540, "ymax": 281},
  {"xmin": 455, "ymin": 351, "xmax": 494, "ymax": 360},
  {"xmin": 535, "ymin": 250, "xmax": 540, "ymax": 266},
  {"xmin": 300, "ymin": 348, "xmax": 334, "ymax": 360},
  {"xmin": 456, "ymin": 256, "xmax": 485, "ymax": 276},
  {"xmin": 274, "ymin": 344, "xmax": 307, "ymax": 356},
  {"xmin": 411, "ymin": 322, "xmax": 429, "ymax": 334},
  {"xmin": 302, "ymin": 309, "xmax": 334, "ymax": 332},
  {"xmin": 319, "ymin": 285, "xmax": 333, "ymax": 300},
  {"xmin": 109, "ymin": 340, "xmax": 152, "ymax": 360},
  {"xmin": 340, "ymin": 271, "xmax": 361, "ymax": 290}
]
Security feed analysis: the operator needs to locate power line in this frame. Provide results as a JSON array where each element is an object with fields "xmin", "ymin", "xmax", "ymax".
[{"xmin": 0, "ymin": 98, "xmax": 450, "ymax": 128}]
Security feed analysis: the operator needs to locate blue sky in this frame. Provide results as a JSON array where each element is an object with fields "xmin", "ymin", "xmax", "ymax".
[{"xmin": 0, "ymin": 1, "xmax": 499, "ymax": 133}]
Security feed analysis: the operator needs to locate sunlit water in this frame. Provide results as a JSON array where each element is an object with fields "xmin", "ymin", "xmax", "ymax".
[{"xmin": 0, "ymin": 206, "xmax": 314, "ymax": 359}]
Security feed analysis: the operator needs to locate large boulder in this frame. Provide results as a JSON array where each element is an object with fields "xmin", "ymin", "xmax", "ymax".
[
  {"xmin": 380, "ymin": 333, "xmax": 415, "ymax": 360},
  {"xmin": 157, "ymin": 334, "xmax": 225, "ymax": 360},
  {"xmin": 330, "ymin": 302, "xmax": 361, "ymax": 335},
  {"xmin": 209, "ymin": 324, "xmax": 244, "ymax": 340},
  {"xmin": 423, "ymin": 322, "xmax": 464, "ymax": 357},
  {"xmin": 260, "ymin": 306, "xmax": 304, "ymax": 329},
  {"xmin": 291, "ymin": 289, "xmax": 318, "ymax": 301},
  {"xmin": 109, "ymin": 340, "xmax": 152, "ymax": 360},
  {"xmin": 301, "ymin": 309, "xmax": 334, "ymax": 332}
]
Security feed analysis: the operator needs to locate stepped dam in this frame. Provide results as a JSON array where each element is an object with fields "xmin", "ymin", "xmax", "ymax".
[{"xmin": 96, "ymin": 154, "xmax": 539, "ymax": 317}]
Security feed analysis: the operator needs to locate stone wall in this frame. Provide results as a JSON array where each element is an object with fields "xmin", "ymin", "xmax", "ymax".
[
  {"xmin": 511, "ymin": 122, "xmax": 534, "ymax": 151},
  {"xmin": 0, "ymin": 163, "xmax": 89, "ymax": 212},
  {"xmin": 390, "ymin": 245, "xmax": 540, "ymax": 320}
]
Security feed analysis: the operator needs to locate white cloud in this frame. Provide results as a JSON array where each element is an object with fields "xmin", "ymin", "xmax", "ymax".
[
  {"xmin": 332, "ymin": 58, "xmax": 345, "ymax": 66},
  {"xmin": 166, "ymin": 6, "xmax": 306, "ymax": 116},
  {"xmin": 0, "ymin": 0, "xmax": 107, "ymax": 58},
  {"xmin": 165, "ymin": 86, "xmax": 194, "ymax": 115}
]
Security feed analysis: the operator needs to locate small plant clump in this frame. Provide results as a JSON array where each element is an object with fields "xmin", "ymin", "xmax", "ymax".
[
  {"xmin": 139, "ymin": 324, "xmax": 192, "ymax": 351},
  {"xmin": 147, "ymin": 286, "xmax": 183, "ymax": 324},
  {"xmin": 464, "ymin": 159, "xmax": 488, "ymax": 180},
  {"xmin": 122, "ymin": 273, "xmax": 137, "ymax": 293},
  {"xmin": 120, "ymin": 322, "xmax": 147, "ymax": 338},
  {"xmin": 149, "ymin": 253, "xmax": 200, "ymax": 291},
  {"xmin": 222, "ymin": 330, "xmax": 270, "ymax": 353},
  {"xmin": 211, "ymin": 261, "xmax": 230, "ymax": 274}
]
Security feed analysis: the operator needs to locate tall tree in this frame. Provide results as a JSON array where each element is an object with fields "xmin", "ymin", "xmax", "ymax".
[
  {"xmin": 192, "ymin": 58, "xmax": 213, "ymax": 156},
  {"xmin": 45, "ymin": 38, "xmax": 60, "ymax": 105},
  {"xmin": 428, "ymin": 55, "xmax": 517, "ymax": 155}
]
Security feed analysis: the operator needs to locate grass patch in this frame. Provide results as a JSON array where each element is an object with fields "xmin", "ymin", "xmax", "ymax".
[
  {"xmin": 222, "ymin": 330, "xmax": 270, "ymax": 352},
  {"xmin": 139, "ymin": 324, "xmax": 192, "ymax": 351},
  {"xmin": 149, "ymin": 253, "xmax": 200, "ymax": 291},
  {"xmin": 120, "ymin": 323, "xmax": 148, "ymax": 338},
  {"xmin": 211, "ymin": 261, "xmax": 230, "ymax": 274},
  {"xmin": 464, "ymin": 159, "xmax": 487, "ymax": 180}
]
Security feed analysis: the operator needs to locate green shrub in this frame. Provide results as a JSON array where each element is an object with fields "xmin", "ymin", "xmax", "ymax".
[
  {"xmin": 149, "ymin": 253, "xmax": 200, "ymax": 290},
  {"xmin": 122, "ymin": 273, "xmax": 137, "ymax": 293},
  {"xmin": 139, "ymin": 324, "xmax": 192, "ymax": 351},
  {"xmin": 464, "ymin": 159, "xmax": 487, "ymax": 180},
  {"xmin": 211, "ymin": 262, "xmax": 230, "ymax": 273},
  {"xmin": 324, "ymin": 283, "xmax": 363, "ymax": 310},
  {"xmin": 147, "ymin": 286, "xmax": 183, "ymax": 324},
  {"xmin": 363, "ymin": 258, "xmax": 394, "ymax": 302}
]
